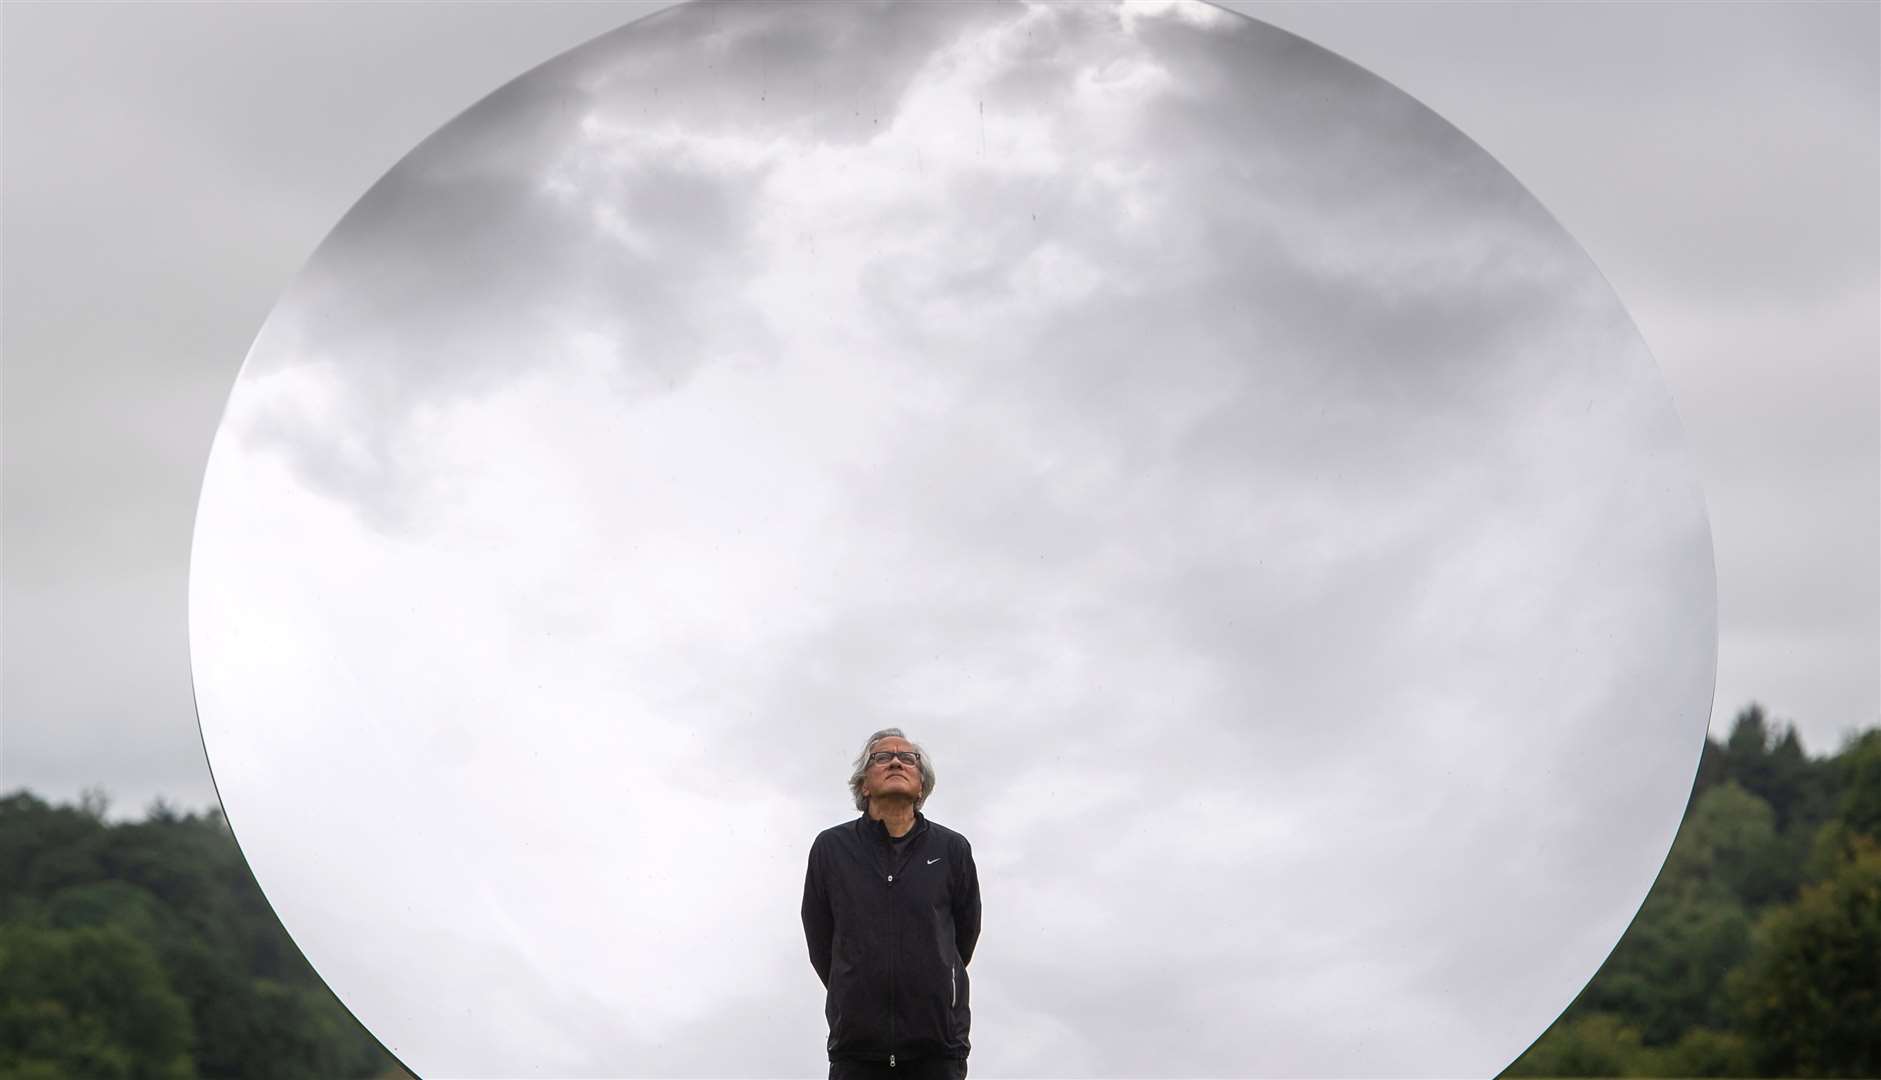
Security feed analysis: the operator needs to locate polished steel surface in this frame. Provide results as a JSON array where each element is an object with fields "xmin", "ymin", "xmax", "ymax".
[{"xmin": 189, "ymin": 2, "xmax": 1716, "ymax": 1075}]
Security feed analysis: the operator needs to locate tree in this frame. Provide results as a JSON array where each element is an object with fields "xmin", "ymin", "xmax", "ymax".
[
  {"xmin": 1685, "ymin": 783, "xmax": 1794, "ymax": 909},
  {"xmin": 1723, "ymin": 704, "xmax": 1773, "ymax": 786},
  {"xmin": 1501, "ymin": 1012, "xmax": 1650, "ymax": 1077},
  {"xmin": 0, "ymin": 789, "xmax": 394, "ymax": 1078},
  {"xmin": 1766, "ymin": 725, "xmax": 1819, "ymax": 831},
  {"xmin": 78, "ymin": 787, "xmax": 113, "ymax": 823},
  {"xmin": 1728, "ymin": 834, "xmax": 1881, "ymax": 1075},
  {"xmin": 1835, "ymin": 729, "xmax": 1881, "ymax": 839},
  {"xmin": 1646, "ymin": 1026, "xmax": 1753, "ymax": 1077},
  {"xmin": 1566, "ymin": 885, "xmax": 1751, "ymax": 1045},
  {"xmin": 1718, "ymin": 704, "xmax": 1830, "ymax": 841},
  {"xmin": 207, "ymin": 979, "xmax": 387, "ymax": 1080},
  {"xmin": 1560, "ymin": 782, "xmax": 1790, "ymax": 1044},
  {"xmin": 0, "ymin": 792, "xmax": 108, "ymax": 906},
  {"xmin": 0, "ymin": 923, "xmax": 196, "ymax": 1080},
  {"xmin": 1692, "ymin": 736, "xmax": 1729, "ymax": 801}
]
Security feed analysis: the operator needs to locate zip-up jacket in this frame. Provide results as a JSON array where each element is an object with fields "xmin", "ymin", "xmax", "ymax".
[{"xmin": 801, "ymin": 810, "xmax": 981, "ymax": 1066}]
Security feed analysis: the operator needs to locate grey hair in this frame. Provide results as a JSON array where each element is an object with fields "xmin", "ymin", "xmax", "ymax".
[{"xmin": 848, "ymin": 727, "xmax": 936, "ymax": 812}]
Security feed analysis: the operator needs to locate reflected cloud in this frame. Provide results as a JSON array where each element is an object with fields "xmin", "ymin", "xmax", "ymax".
[{"xmin": 191, "ymin": 1, "xmax": 1714, "ymax": 1076}]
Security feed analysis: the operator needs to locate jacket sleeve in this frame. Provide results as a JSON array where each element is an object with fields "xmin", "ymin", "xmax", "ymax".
[
  {"xmin": 953, "ymin": 836, "xmax": 982, "ymax": 967},
  {"xmin": 801, "ymin": 837, "xmax": 833, "ymax": 989}
]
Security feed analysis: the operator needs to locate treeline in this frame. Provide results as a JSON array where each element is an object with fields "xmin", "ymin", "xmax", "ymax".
[
  {"xmin": 1, "ymin": 703, "xmax": 1874, "ymax": 1078},
  {"xmin": 0, "ymin": 792, "xmax": 394, "ymax": 1079},
  {"xmin": 1501, "ymin": 704, "xmax": 1881, "ymax": 1077}
]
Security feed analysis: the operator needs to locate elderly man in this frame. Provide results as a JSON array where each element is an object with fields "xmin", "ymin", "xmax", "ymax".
[{"xmin": 802, "ymin": 728, "xmax": 982, "ymax": 1079}]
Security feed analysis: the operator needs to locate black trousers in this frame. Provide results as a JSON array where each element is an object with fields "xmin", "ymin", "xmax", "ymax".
[{"xmin": 829, "ymin": 1058, "xmax": 968, "ymax": 1080}]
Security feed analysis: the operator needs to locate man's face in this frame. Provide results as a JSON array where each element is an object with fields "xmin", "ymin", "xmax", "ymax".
[{"xmin": 863, "ymin": 736, "xmax": 921, "ymax": 801}]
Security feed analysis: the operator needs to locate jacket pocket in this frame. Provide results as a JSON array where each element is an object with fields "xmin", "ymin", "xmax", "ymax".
[{"xmin": 947, "ymin": 962, "xmax": 970, "ymax": 1048}]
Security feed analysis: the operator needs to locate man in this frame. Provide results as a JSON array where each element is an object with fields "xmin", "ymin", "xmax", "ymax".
[{"xmin": 802, "ymin": 728, "xmax": 982, "ymax": 1079}]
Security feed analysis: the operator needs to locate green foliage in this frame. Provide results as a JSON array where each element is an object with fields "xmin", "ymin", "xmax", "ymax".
[
  {"xmin": 0, "ymin": 923, "xmax": 195, "ymax": 1080},
  {"xmin": 220, "ymin": 979, "xmax": 390, "ymax": 1080},
  {"xmin": 0, "ymin": 792, "xmax": 390, "ymax": 1079},
  {"xmin": 0, "ymin": 792, "xmax": 108, "ymax": 906},
  {"xmin": 1564, "ymin": 883, "xmax": 1750, "ymax": 1045},
  {"xmin": 1835, "ymin": 729, "xmax": 1881, "ymax": 839},
  {"xmin": 1646, "ymin": 1026, "xmax": 1754, "ymax": 1077},
  {"xmin": 1718, "ymin": 704, "xmax": 1842, "ymax": 839},
  {"xmin": 1676, "ymin": 782, "xmax": 1795, "ymax": 908},
  {"xmin": 1556, "ymin": 783, "xmax": 1778, "ymax": 1045},
  {"xmin": 1692, "ymin": 735, "xmax": 1729, "ymax": 799},
  {"xmin": 1503, "ymin": 709, "xmax": 1880, "ymax": 1078},
  {"xmin": 1726, "ymin": 833, "xmax": 1881, "ymax": 1076},
  {"xmin": 1503, "ymin": 1012, "xmax": 1650, "ymax": 1077}
]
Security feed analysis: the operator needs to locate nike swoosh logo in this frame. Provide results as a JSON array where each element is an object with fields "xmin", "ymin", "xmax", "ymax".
[{"xmin": 927, "ymin": 858, "xmax": 942, "ymax": 865}]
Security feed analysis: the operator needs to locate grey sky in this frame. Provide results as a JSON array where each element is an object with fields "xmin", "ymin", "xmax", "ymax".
[{"xmin": 2, "ymin": 1, "xmax": 1875, "ymax": 1077}]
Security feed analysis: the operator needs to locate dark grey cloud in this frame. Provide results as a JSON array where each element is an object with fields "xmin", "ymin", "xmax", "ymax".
[
  {"xmin": 236, "ymin": 68, "xmax": 770, "ymax": 531},
  {"xmin": 225, "ymin": 1, "xmax": 1047, "ymax": 537},
  {"xmin": 576, "ymin": 0, "xmax": 1022, "ymax": 147}
]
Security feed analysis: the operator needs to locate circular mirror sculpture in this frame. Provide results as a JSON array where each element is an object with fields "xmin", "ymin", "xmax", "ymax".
[{"xmin": 189, "ymin": 2, "xmax": 1716, "ymax": 1076}]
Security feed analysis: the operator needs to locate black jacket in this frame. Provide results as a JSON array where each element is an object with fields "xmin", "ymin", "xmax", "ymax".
[{"xmin": 801, "ymin": 810, "xmax": 981, "ymax": 1065}]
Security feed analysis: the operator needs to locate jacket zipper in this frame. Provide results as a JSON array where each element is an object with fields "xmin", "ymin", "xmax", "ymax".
[
  {"xmin": 951, "ymin": 964, "xmax": 956, "ymax": 1007},
  {"xmin": 887, "ymin": 860, "xmax": 896, "ymax": 1069},
  {"xmin": 868, "ymin": 821, "xmax": 921, "ymax": 1070}
]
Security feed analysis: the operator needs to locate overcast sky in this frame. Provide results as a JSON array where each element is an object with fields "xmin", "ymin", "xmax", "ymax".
[{"xmin": 2, "ymin": 2, "xmax": 1875, "ymax": 1079}]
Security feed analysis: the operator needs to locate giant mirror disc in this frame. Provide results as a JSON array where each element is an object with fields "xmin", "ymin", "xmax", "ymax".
[{"xmin": 189, "ymin": 2, "xmax": 1717, "ymax": 1075}]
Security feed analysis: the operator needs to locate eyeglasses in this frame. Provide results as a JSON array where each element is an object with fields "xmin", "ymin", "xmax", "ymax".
[{"xmin": 869, "ymin": 750, "xmax": 922, "ymax": 767}]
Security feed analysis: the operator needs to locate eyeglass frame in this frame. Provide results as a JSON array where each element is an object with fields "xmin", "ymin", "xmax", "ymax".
[{"xmin": 868, "ymin": 750, "xmax": 922, "ymax": 767}]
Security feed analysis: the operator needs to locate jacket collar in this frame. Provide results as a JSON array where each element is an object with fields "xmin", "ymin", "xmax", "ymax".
[{"xmin": 858, "ymin": 807, "xmax": 927, "ymax": 843}]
